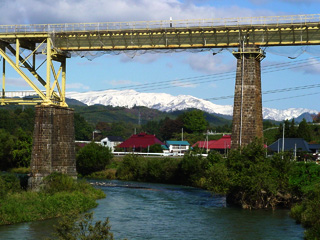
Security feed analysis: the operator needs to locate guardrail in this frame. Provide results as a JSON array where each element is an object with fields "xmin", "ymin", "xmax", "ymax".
[
  {"xmin": 113, "ymin": 152, "xmax": 209, "ymax": 157},
  {"xmin": 0, "ymin": 90, "xmax": 43, "ymax": 98},
  {"xmin": 0, "ymin": 14, "xmax": 319, "ymax": 34}
]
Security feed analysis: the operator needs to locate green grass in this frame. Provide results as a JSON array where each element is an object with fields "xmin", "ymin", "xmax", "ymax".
[
  {"xmin": 0, "ymin": 173, "xmax": 105, "ymax": 226},
  {"xmin": 8, "ymin": 167, "xmax": 30, "ymax": 174}
]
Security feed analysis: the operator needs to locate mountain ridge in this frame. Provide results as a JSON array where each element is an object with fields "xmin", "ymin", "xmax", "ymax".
[{"xmin": 66, "ymin": 89, "xmax": 319, "ymax": 122}]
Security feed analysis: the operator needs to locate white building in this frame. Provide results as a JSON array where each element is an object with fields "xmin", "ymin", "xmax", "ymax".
[
  {"xmin": 165, "ymin": 141, "xmax": 190, "ymax": 153},
  {"xmin": 101, "ymin": 136, "xmax": 124, "ymax": 152}
]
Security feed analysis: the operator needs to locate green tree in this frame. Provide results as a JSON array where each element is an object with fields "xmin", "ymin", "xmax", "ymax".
[
  {"xmin": 181, "ymin": 110, "xmax": 208, "ymax": 134},
  {"xmin": 0, "ymin": 129, "xmax": 15, "ymax": 170},
  {"xmin": 15, "ymin": 107, "xmax": 35, "ymax": 133},
  {"xmin": 159, "ymin": 117, "xmax": 183, "ymax": 140},
  {"xmin": 12, "ymin": 128, "xmax": 32, "ymax": 168},
  {"xmin": 225, "ymin": 140, "xmax": 281, "ymax": 209},
  {"xmin": 76, "ymin": 142, "xmax": 113, "ymax": 176},
  {"xmin": 297, "ymin": 118, "xmax": 312, "ymax": 142},
  {"xmin": 289, "ymin": 119, "xmax": 297, "ymax": 138},
  {"xmin": 142, "ymin": 120, "xmax": 161, "ymax": 137},
  {"xmin": 178, "ymin": 153, "xmax": 208, "ymax": 186},
  {"xmin": 148, "ymin": 144, "xmax": 163, "ymax": 153},
  {"xmin": 74, "ymin": 113, "xmax": 94, "ymax": 141}
]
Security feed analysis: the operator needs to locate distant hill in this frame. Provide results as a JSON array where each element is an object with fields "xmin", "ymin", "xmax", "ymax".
[
  {"xmin": 67, "ymin": 89, "xmax": 319, "ymax": 121},
  {"xmin": 69, "ymin": 104, "xmax": 231, "ymax": 127},
  {"xmin": 292, "ymin": 112, "xmax": 314, "ymax": 123}
]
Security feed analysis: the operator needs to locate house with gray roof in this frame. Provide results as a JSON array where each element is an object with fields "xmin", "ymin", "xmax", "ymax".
[{"xmin": 268, "ymin": 138, "xmax": 310, "ymax": 153}]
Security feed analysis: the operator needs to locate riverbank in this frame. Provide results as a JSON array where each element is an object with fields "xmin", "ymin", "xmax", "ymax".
[
  {"xmin": 0, "ymin": 173, "xmax": 105, "ymax": 225},
  {"xmin": 86, "ymin": 142, "xmax": 320, "ymax": 239},
  {"xmin": 0, "ymin": 179, "xmax": 304, "ymax": 240}
]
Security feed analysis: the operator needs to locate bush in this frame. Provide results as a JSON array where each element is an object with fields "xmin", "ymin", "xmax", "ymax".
[
  {"xmin": 48, "ymin": 212, "xmax": 116, "ymax": 240},
  {"xmin": 0, "ymin": 129, "xmax": 15, "ymax": 171},
  {"xmin": 204, "ymin": 152, "xmax": 230, "ymax": 194},
  {"xmin": 42, "ymin": 172, "xmax": 77, "ymax": 194},
  {"xmin": 0, "ymin": 173, "xmax": 106, "ymax": 225},
  {"xmin": 289, "ymin": 162, "xmax": 320, "ymax": 198},
  {"xmin": 116, "ymin": 155, "xmax": 180, "ymax": 184},
  {"xmin": 0, "ymin": 174, "xmax": 21, "ymax": 198},
  {"xmin": 42, "ymin": 172, "xmax": 105, "ymax": 199},
  {"xmin": 178, "ymin": 153, "xmax": 208, "ymax": 186},
  {"xmin": 76, "ymin": 142, "xmax": 113, "ymax": 176},
  {"xmin": 290, "ymin": 183, "xmax": 320, "ymax": 240},
  {"xmin": 224, "ymin": 140, "xmax": 282, "ymax": 209}
]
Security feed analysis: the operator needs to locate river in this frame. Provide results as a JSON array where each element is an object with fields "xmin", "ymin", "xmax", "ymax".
[{"xmin": 0, "ymin": 180, "xmax": 304, "ymax": 240}]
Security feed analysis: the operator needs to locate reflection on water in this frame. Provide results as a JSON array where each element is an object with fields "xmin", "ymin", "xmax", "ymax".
[
  {"xmin": 0, "ymin": 218, "xmax": 57, "ymax": 240},
  {"xmin": 0, "ymin": 180, "xmax": 304, "ymax": 240}
]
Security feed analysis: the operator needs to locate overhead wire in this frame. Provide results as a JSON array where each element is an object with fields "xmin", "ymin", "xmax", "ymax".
[
  {"xmin": 2, "ymin": 55, "xmax": 319, "ymax": 117},
  {"xmin": 86, "ymin": 56, "xmax": 320, "ymax": 93}
]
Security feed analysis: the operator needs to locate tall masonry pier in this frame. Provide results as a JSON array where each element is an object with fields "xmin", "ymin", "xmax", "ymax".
[
  {"xmin": 28, "ymin": 106, "xmax": 77, "ymax": 189},
  {"xmin": 231, "ymin": 45, "xmax": 265, "ymax": 149}
]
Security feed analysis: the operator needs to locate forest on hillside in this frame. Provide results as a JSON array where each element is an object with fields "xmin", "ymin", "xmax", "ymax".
[{"xmin": 0, "ymin": 105, "xmax": 319, "ymax": 171}]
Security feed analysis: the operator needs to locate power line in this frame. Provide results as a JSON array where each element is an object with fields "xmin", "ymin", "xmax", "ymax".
[
  {"xmin": 80, "ymin": 56, "xmax": 320, "ymax": 93},
  {"xmin": 205, "ymin": 84, "xmax": 320, "ymax": 101},
  {"xmin": 263, "ymin": 92, "xmax": 319, "ymax": 103}
]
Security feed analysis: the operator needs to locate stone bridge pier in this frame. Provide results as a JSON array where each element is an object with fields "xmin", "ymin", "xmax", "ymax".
[
  {"xmin": 28, "ymin": 105, "xmax": 77, "ymax": 189},
  {"xmin": 231, "ymin": 45, "xmax": 265, "ymax": 149}
]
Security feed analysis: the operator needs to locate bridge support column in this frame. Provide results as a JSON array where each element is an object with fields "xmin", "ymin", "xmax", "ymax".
[
  {"xmin": 28, "ymin": 105, "xmax": 77, "ymax": 190},
  {"xmin": 231, "ymin": 45, "xmax": 265, "ymax": 149}
]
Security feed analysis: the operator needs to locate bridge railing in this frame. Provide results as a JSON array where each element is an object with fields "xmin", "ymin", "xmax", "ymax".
[
  {"xmin": 1, "ymin": 90, "xmax": 43, "ymax": 98},
  {"xmin": 0, "ymin": 14, "xmax": 319, "ymax": 34}
]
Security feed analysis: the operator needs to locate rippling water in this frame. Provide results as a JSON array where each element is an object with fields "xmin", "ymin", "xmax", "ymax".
[{"xmin": 0, "ymin": 180, "xmax": 304, "ymax": 240}]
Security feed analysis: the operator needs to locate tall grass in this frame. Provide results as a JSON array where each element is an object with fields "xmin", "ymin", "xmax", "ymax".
[{"xmin": 0, "ymin": 173, "xmax": 105, "ymax": 225}]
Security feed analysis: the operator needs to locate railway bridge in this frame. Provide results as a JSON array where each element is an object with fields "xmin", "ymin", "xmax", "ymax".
[{"xmin": 0, "ymin": 14, "xmax": 319, "ymax": 188}]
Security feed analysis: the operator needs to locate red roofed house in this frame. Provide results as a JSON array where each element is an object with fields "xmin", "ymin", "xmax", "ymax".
[
  {"xmin": 192, "ymin": 135, "xmax": 231, "ymax": 154},
  {"xmin": 118, "ymin": 132, "xmax": 164, "ymax": 152}
]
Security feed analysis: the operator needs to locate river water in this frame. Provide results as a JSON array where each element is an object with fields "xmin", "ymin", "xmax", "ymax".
[{"xmin": 0, "ymin": 180, "xmax": 304, "ymax": 240}]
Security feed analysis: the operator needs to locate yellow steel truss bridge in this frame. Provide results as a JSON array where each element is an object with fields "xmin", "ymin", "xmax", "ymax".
[{"xmin": 0, "ymin": 14, "xmax": 320, "ymax": 106}]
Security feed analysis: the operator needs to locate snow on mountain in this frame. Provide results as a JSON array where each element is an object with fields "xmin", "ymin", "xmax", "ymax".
[{"xmin": 66, "ymin": 90, "xmax": 318, "ymax": 121}]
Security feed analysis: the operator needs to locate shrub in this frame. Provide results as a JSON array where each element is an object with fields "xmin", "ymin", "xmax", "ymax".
[
  {"xmin": 42, "ymin": 172, "xmax": 77, "ymax": 194},
  {"xmin": 76, "ymin": 142, "xmax": 113, "ymax": 176},
  {"xmin": 178, "ymin": 153, "xmax": 208, "ymax": 186},
  {"xmin": 48, "ymin": 212, "xmax": 116, "ymax": 240},
  {"xmin": 116, "ymin": 155, "xmax": 181, "ymax": 184},
  {"xmin": 290, "ymin": 183, "xmax": 320, "ymax": 240},
  {"xmin": 0, "ymin": 173, "xmax": 105, "ymax": 225},
  {"xmin": 0, "ymin": 174, "xmax": 21, "ymax": 198}
]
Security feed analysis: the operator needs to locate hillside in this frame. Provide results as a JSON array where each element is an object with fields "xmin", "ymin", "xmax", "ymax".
[
  {"xmin": 66, "ymin": 90, "xmax": 319, "ymax": 121},
  {"xmin": 68, "ymin": 101, "xmax": 231, "ymax": 127}
]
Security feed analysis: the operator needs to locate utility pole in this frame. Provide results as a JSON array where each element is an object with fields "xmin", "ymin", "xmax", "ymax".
[
  {"xmin": 138, "ymin": 112, "xmax": 141, "ymax": 126},
  {"xmin": 282, "ymin": 125, "xmax": 285, "ymax": 159},
  {"xmin": 182, "ymin": 128, "xmax": 184, "ymax": 141}
]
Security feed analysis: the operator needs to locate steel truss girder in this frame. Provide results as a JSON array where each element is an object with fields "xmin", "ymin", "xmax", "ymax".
[
  {"xmin": 0, "ymin": 37, "xmax": 68, "ymax": 106},
  {"xmin": 51, "ymin": 23, "xmax": 320, "ymax": 51}
]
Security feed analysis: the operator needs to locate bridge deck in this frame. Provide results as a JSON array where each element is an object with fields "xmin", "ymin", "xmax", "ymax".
[{"xmin": 0, "ymin": 14, "xmax": 320, "ymax": 51}]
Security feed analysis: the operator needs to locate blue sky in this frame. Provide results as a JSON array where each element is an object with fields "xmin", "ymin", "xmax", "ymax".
[{"xmin": 0, "ymin": 0, "xmax": 319, "ymax": 111}]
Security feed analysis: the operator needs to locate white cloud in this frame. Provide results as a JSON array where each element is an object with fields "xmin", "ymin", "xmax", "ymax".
[
  {"xmin": 66, "ymin": 82, "xmax": 90, "ymax": 90},
  {"xmin": 0, "ymin": 0, "xmax": 275, "ymax": 25},
  {"xmin": 109, "ymin": 80, "xmax": 137, "ymax": 86},
  {"xmin": 171, "ymin": 80, "xmax": 197, "ymax": 88},
  {"xmin": 294, "ymin": 58, "xmax": 320, "ymax": 74},
  {"xmin": 6, "ymin": 78, "xmax": 30, "ymax": 87},
  {"xmin": 120, "ymin": 52, "xmax": 160, "ymax": 64},
  {"xmin": 186, "ymin": 53, "xmax": 236, "ymax": 74}
]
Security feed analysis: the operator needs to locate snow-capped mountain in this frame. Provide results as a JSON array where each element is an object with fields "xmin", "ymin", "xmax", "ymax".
[{"xmin": 66, "ymin": 90, "xmax": 318, "ymax": 121}]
